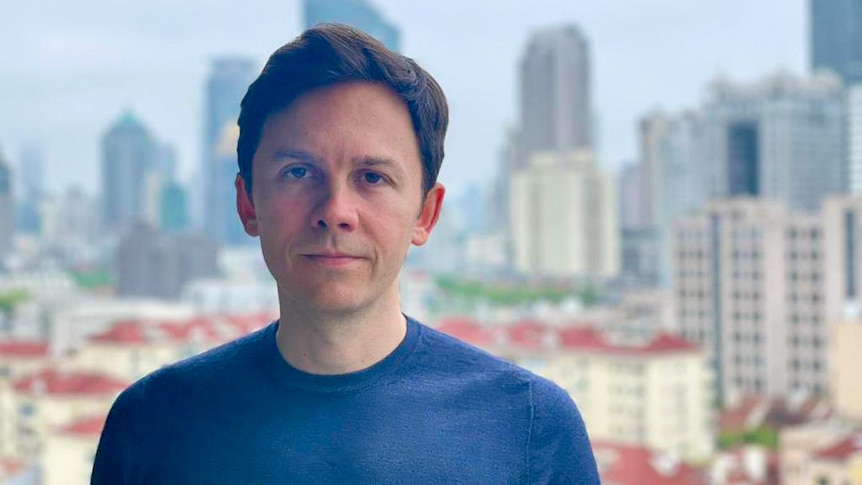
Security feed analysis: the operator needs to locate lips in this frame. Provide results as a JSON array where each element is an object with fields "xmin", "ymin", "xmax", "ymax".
[{"xmin": 301, "ymin": 252, "xmax": 364, "ymax": 267}]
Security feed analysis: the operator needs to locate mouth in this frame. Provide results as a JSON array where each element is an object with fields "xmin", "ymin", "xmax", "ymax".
[{"xmin": 301, "ymin": 253, "xmax": 363, "ymax": 267}]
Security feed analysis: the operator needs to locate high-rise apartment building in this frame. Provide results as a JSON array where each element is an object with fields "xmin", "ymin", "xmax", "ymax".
[
  {"xmin": 639, "ymin": 110, "xmax": 706, "ymax": 287},
  {"xmin": 15, "ymin": 143, "xmax": 43, "ymax": 235},
  {"xmin": 116, "ymin": 223, "xmax": 219, "ymax": 300},
  {"xmin": 101, "ymin": 111, "xmax": 157, "ymax": 231},
  {"xmin": 303, "ymin": 0, "xmax": 400, "ymax": 51},
  {"xmin": 202, "ymin": 57, "xmax": 256, "ymax": 244},
  {"xmin": 701, "ymin": 72, "xmax": 846, "ymax": 212},
  {"xmin": 511, "ymin": 150, "xmax": 618, "ymax": 278},
  {"xmin": 0, "ymin": 150, "xmax": 13, "ymax": 260},
  {"xmin": 811, "ymin": 0, "xmax": 862, "ymax": 85},
  {"xmin": 849, "ymin": 85, "xmax": 862, "ymax": 194},
  {"xmin": 674, "ymin": 199, "xmax": 827, "ymax": 405},
  {"xmin": 518, "ymin": 25, "xmax": 593, "ymax": 159}
]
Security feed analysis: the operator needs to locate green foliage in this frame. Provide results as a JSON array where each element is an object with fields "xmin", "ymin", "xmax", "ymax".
[
  {"xmin": 69, "ymin": 268, "xmax": 114, "ymax": 289},
  {"xmin": 0, "ymin": 290, "xmax": 29, "ymax": 314},
  {"xmin": 718, "ymin": 426, "xmax": 779, "ymax": 451},
  {"xmin": 435, "ymin": 276, "xmax": 593, "ymax": 306}
]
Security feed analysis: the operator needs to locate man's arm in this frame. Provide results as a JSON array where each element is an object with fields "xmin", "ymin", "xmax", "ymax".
[
  {"xmin": 528, "ymin": 378, "xmax": 600, "ymax": 484},
  {"xmin": 91, "ymin": 387, "xmax": 137, "ymax": 484}
]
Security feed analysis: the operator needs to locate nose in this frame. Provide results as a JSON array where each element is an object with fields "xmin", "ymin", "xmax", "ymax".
[{"xmin": 310, "ymin": 180, "xmax": 358, "ymax": 232}]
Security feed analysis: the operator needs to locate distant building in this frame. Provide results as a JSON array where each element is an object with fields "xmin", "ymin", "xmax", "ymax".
[
  {"xmin": 42, "ymin": 415, "xmax": 104, "ymax": 485},
  {"xmin": 619, "ymin": 162, "xmax": 648, "ymax": 231},
  {"xmin": 159, "ymin": 181, "xmax": 188, "ymax": 234},
  {"xmin": 101, "ymin": 111, "xmax": 157, "ymax": 231},
  {"xmin": 674, "ymin": 199, "xmax": 827, "ymax": 405},
  {"xmin": 518, "ymin": 25, "xmax": 593, "ymax": 159},
  {"xmin": 810, "ymin": 0, "xmax": 862, "ymax": 85},
  {"xmin": 0, "ymin": 149, "xmax": 13, "ymax": 259},
  {"xmin": 822, "ymin": 196, "xmax": 862, "ymax": 327},
  {"xmin": 511, "ymin": 150, "xmax": 618, "ymax": 278},
  {"xmin": 849, "ymin": 85, "xmax": 862, "ymax": 195},
  {"xmin": 202, "ymin": 57, "xmax": 256, "ymax": 244},
  {"xmin": 701, "ymin": 72, "xmax": 846, "ymax": 212},
  {"xmin": 830, "ymin": 318, "xmax": 862, "ymax": 422},
  {"xmin": 115, "ymin": 223, "xmax": 219, "ymax": 301},
  {"xmin": 15, "ymin": 142, "xmax": 43, "ymax": 236},
  {"xmin": 593, "ymin": 441, "xmax": 707, "ymax": 484},
  {"xmin": 303, "ymin": 0, "xmax": 400, "ymax": 51},
  {"xmin": 639, "ymin": 111, "xmax": 706, "ymax": 287}
]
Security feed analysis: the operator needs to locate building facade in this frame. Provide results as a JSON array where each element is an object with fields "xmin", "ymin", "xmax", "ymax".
[
  {"xmin": 511, "ymin": 150, "xmax": 618, "ymax": 278},
  {"xmin": 0, "ymin": 150, "xmax": 12, "ymax": 260},
  {"xmin": 101, "ymin": 112, "xmax": 157, "ymax": 231},
  {"xmin": 303, "ymin": 0, "xmax": 400, "ymax": 51},
  {"xmin": 701, "ymin": 72, "xmax": 846, "ymax": 212},
  {"xmin": 202, "ymin": 57, "xmax": 256, "ymax": 244},
  {"xmin": 674, "ymin": 199, "xmax": 827, "ymax": 405},
  {"xmin": 811, "ymin": 0, "xmax": 862, "ymax": 85},
  {"xmin": 518, "ymin": 25, "xmax": 593, "ymax": 158}
]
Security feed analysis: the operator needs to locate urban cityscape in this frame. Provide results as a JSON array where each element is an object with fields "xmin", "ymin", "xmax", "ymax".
[{"xmin": 1, "ymin": 0, "xmax": 861, "ymax": 483}]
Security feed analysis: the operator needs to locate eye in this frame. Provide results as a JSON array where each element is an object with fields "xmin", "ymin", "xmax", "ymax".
[
  {"xmin": 362, "ymin": 171, "xmax": 384, "ymax": 184},
  {"xmin": 283, "ymin": 166, "xmax": 309, "ymax": 180}
]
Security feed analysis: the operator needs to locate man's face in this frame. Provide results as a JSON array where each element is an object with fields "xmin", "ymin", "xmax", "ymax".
[{"xmin": 236, "ymin": 82, "xmax": 444, "ymax": 315}]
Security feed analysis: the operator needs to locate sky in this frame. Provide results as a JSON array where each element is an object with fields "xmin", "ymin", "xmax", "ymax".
[{"xmin": 0, "ymin": 0, "xmax": 806, "ymax": 199}]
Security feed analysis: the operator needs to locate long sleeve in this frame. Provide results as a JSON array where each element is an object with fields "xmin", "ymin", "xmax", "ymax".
[{"xmin": 527, "ymin": 378, "xmax": 600, "ymax": 484}]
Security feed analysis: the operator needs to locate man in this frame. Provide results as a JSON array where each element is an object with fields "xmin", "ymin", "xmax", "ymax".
[{"xmin": 92, "ymin": 24, "xmax": 599, "ymax": 484}]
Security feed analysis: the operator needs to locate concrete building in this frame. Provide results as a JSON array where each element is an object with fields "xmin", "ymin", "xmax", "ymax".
[
  {"xmin": 701, "ymin": 72, "xmax": 846, "ymax": 212},
  {"xmin": 849, "ymin": 85, "xmax": 862, "ymax": 194},
  {"xmin": 101, "ymin": 111, "xmax": 157, "ymax": 231},
  {"xmin": 822, "ymin": 196, "xmax": 862, "ymax": 328},
  {"xmin": 518, "ymin": 25, "xmax": 593, "ymax": 158},
  {"xmin": 811, "ymin": 0, "xmax": 862, "ymax": 86},
  {"xmin": 202, "ymin": 57, "xmax": 256, "ymax": 241},
  {"xmin": 41, "ymin": 415, "xmax": 104, "ymax": 485},
  {"xmin": 115, "ymin": 223, "xmax": 219, "ymax": 301},
  {"xmin": 831, "ymin": 319, "xmax": 862, "ymax": 421},
  {"xmin": 674, "ymin": 198, "xmax": 828, "ymax": 405},
  {"xmin": 511, "ymin": 150, "xmax": 618, "ymax": 278},
  {"xmin": 0, "ymin": 149, "xmax": 13, "ymax": 260},
  {"xmin": 303, "ymin": 0, "xmax": 400, "ymax": 51},
  {"xmin": 639, "ymin": 110, "xmax": 706, "ymax": 286},
  {"xmin": 10, "ymin": 370, "xmax": 127, "ymax": 459}
]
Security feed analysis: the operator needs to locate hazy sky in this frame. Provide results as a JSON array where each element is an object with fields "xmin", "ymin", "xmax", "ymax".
[{"xmin": 1, "ymin": 0, "xmax": 806, "ymax": 198}]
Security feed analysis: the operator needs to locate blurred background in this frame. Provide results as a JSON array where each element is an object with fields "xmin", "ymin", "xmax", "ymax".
[{"xmin": 1, "ymin": 0, "xmax": 861, "ymax": 483}]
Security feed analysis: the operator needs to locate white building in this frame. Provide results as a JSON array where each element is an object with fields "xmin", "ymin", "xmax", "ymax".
[{"xmin": 511, "ymin": 150, "xmax": 618, "ymax": 278}]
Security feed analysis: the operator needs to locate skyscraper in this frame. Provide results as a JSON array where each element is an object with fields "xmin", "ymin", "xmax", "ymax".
[
  {"xmin": 849, "ymin": 85, "xmax": 862, "ymax": 194},
  {"xmin": 810, "ymin": 0, "xmax": 862, "ymax": 85},
  {"xmin": 518, "ymin": 25, "xmax": 593, "ymax": 160},
  {"xmin": 701, "ymin": 72, "xmax": 846, "ymax": 212},
  {"xmin": 0, "ymin": 149, "xmax": 13, "ymax": 260},
  {"xmin": 202, "ymin": 57, "xmax": 256, "ymax": 245},
  {"xmin": 303, "ymin": 0, "xmax": 400, "ymax": 52},
  {"xmin": 15, "ymin": 142, "xmax": 43, "ymax": 235},
  {"xmin": 101, "ymin": 111, "xmax": 156, "ymax": 230}
]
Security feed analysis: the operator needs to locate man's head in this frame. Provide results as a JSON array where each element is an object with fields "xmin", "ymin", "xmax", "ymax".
[
  {"xmin": 237, "ymin": 23, "xmax": 448, "ymax": 198},
  {"xmin": 234, "ymin": 24, "xmax": 448, "ymax": 315}
]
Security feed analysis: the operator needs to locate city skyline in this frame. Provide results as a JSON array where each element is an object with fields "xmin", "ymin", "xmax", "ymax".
[{"xmin": 0, "ymin": 0, "xmax": 806, "ymax": 199}]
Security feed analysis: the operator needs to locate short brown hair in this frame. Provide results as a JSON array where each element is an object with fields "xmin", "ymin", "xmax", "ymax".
[{"xmin": 237, "ymin": 23, "xmax": 448, "ymax": 196}]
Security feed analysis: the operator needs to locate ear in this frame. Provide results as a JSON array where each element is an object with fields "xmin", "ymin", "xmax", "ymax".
[
  {"xmin": 235, "ymin": 174, "xmax": 259, "ymax": 237},
  {"xmin": 412, "ymin": 182, "xmax": 445, "ymax": 246}
]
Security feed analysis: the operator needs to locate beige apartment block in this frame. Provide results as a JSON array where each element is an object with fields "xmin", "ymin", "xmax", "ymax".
[
  {"xmin": 510, "ymin": 150, "xmax": 619, "ymax": 278},
  {"xmin": 832, "ymin": 319, "xmax": 862, "ymax": 422},
  {"xmin": 0, "ymin": 341, "xmax": 51, "ymax": 457},
  {"xmin": 10, "ymin": 369, "xmax": 126, "ymax": 459},
  {"xmin": 674, "ymin": 198, "xmax": 826, "ymax": 404},
  {"xmin": 42, "ymin": 415, "xmax": 104, "ymax": 485}
]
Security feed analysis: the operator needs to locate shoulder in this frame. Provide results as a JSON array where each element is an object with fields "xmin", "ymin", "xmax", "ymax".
[{"xmin": 119, "ymin": 321, "xmax": 274, "ymax": 407}]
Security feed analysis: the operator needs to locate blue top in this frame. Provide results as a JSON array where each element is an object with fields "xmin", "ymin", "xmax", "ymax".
[{"xmin": 91, "ymin": 317, "xmax": 599, "ymax": 484}]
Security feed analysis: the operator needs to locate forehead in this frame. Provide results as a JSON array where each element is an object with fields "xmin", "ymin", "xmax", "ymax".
[{"xmin": 256, "ymin": 82, "xmax": 421, "ymax": 163}]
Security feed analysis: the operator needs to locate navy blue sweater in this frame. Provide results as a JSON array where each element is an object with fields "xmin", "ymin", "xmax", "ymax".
[{"xmin": 91, "ymin": 317, "xmax": 599, "ymax": 484}]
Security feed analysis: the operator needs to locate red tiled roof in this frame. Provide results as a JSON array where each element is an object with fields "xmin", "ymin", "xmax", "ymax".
[
  {"xmin": 13, "ymin": 370, "xmax": 128, "ymax": 397},
  {"xmin": 814, "ymin": 432, "xmax": 862, "ymax": 462},
  {"xmin": 436, "ymin": 317, "xmax": 497, "ymax": 347},
  {"xmin": 507, "ymin": 319, "xmax": 551, "ymax": 348},
  {"xmin": 0, "ymin": 341, "xmax": 49, "ymax": 358},
  {"xmin": 90, "ymin": 313, "xmax": 273, "ymax": 347},
  {"xmin": 593, "ymin": 441, "xmax": 706, "ymax": 485},
  {"xmin": 719, "ymin": 394, "xmax": 833, "ymax": 433},
  {"xmin": 58, "ymin": 414, "xmax": 106, "ymax": 437}
]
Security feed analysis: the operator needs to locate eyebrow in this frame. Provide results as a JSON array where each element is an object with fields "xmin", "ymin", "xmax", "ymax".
[{"xmin": 269, "ymin": 149, "xmax": 404, "ymax": 175}]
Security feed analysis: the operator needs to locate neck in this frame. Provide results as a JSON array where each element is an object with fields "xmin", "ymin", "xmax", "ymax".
[{"xmin": 274, "ymin": 286, "xmax": 407, "ymax": 375}]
